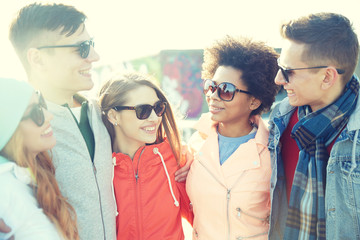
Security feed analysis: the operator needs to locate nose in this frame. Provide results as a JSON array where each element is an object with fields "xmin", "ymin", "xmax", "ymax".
[
  {"xmin": 274, "ymin": 70, "xmax": 286, "ymax": 86},
  {"xmin": 207, "ymin": 88, "xmax": 220, "ymax": 101},
  {"xmin": 86, "ymin": 45, "xmax": 100, "ymax": 62},
  {"xmin": 44, "ymin": 108, "xmax": 54, "ymax": 123},
  {"xmin": 147, "ymin": 108, "xmax": 160, "ymax": 121}
]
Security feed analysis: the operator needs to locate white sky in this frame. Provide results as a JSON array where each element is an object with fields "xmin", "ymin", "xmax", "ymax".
[{"xmin": 1, "ymin": 0, "xmax": 359, "ymax": 80}]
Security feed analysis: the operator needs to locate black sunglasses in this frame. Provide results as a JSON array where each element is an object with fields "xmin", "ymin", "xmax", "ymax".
[
  {"xmin": 277, "ymin": 59, "xmax": 345, "ymax": 83},
  {"xmin": 37, "ymin": 38, "xmax": 94, "ymax": 59},
  {"xmin": 203, "ymin": 79, "xmax": 251, "ymax": 102},
  {"xmin": 113, "ymin": 101, "xmax": 167, "ymax": 120},
  {"xmin": 21, "ymin": 91, "xmax": 47, "ymax": 127}
]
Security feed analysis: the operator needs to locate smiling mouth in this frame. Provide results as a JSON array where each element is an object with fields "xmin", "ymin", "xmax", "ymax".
[
  {"xmin": 79, "ymin": 69, "xmax": 90, "ymax": 75},
  {"xmin": 143, "ymin": 126, "xmax": 156, "ymax": 131},
  {"xmin": 209, "ymin": 105, "xmax": 223, "ymax": 111},
  {"xmin": 41, "ymin": 126, "xmax": 52, "ymax": 136},
  {"xmin": 287, "ymin": 89, "xmax": 295, "ymax": 94}
]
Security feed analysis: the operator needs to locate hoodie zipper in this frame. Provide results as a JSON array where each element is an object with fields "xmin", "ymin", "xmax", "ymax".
[
  {"xmin": 133, "ymin": 147, "xmax": 145, "ymax": 239},
  {"xmin": 64, "ymin": 104, "xmax": 107, "ymax": 239},
  {"xmin": 198, "ymin": 159, "xmax": 246, "ymax": 240},
  {"xmin": 92, "ymin": 163, "xmax": 107, "ymax": 239},
  {"xmin": 134, "ymin": 147, "xmax": 145, "ymax": 182}
]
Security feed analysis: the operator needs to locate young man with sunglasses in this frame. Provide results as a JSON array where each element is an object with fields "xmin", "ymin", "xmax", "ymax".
[
  {"xmin": 268, "ymin": 13, "xmax": 360, "ymax": 239},
  {"xmin": 9, "ymin": 3, "xmax": 116, "ymax": 240}
]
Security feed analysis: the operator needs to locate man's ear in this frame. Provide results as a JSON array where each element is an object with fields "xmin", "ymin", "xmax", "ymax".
[
  {"xmin": 27, "ymin": 48, "xmax": 44, "ymax": 69},
  {"xmin": 107, "ymin": 109, "xmax": 119, "ymax": 125},
  {"xmin": 321, "ymin": 67, "xmax": 338, "ymax": 90},
  {"xmin": 249, "ymin": 97, "xmax": 261, "ymax": 111}
]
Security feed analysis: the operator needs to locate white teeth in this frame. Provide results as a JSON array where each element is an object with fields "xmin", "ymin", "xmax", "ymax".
[
  {"xmin": 79, "ymin": 70, "xmax": 90, "ymax": 75},
  {"xmin": 42, "ymin": 126, "xmax": 52, "ymax": 135},
  {"xmin": 287, "ymin": 90, "xmax": 294, "ymax": 94},
  {"xmin": 144, "ymin": 126, "xmax": 155, "ymax": 131}
]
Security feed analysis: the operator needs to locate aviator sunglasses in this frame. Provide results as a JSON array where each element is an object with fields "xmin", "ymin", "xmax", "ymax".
[
  {"xmin": 277, "ymin": 58, "xmax": 345, "ymax": 83},
  {"xmin": 37, "ymin": 38, "xmax": 95, "ymax": 59},
  {"xmin": 113, "ymin": 101, "xmax": 167, "ymax": 120},
  {"xmin": 203, "ymin": 79, "xmax": 252, "ymax": 102},
  {"xmin": 21, "ymin": 91, "xmax": 47, "ymax": 127}
]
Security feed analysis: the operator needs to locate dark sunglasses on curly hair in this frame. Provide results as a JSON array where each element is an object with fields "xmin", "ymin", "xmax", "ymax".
[
  {"xmin": 203, "ymin": 79, "xmax": 252, "ymax": 102},
  {"xmin": 21, "ymin": 91, "xmax": 47, "ymax": 127},
  {"xmin": 37, "ymin": 38, "xmax": 94, "ymax": 59},
  {"xmin": 113, "ymin": 101, "xmax": 167, "ymax": 120}
]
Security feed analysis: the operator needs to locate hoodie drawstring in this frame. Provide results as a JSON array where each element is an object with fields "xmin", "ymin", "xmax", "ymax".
[{"xmin": 153, "ymin": 147, "xmax": 179, "ymax": 207}]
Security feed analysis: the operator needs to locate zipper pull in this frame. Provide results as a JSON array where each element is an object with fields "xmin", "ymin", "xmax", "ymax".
[
  {"xmin": 236, "ymin": 208, "xmax": 241, "ymax": 218},
  {"xmin": 135, "ymin": 173, "xmax": 139, "ymax": 182},
  {"xmin": 227, "ymin": 189, "xmax": 231, "ymax": 200}
]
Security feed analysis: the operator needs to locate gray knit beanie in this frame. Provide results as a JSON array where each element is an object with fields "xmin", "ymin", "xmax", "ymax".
[{"xmin": 0, "ymin": 78, "xmax": 33, "ymax": 151}]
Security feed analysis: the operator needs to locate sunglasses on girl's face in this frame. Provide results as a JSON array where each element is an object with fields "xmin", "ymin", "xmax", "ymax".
[
  {"xmin": 203, "ymin": 79, "xmax": 252, "ymax": 102},
  {"xmin": 113, "ymin": 101, "xmax": 167, "ymax": 120},
  {"xmin": 37, "ymin": 38, "xmax": 95, "ymax": 59},
  {"xmin": 21, "ymin": 91, "xmax": 47, "ymax": 127}
]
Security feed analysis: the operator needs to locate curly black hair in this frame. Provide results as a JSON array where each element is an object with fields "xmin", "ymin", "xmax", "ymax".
[{"xmin": 202, "ymin": 36, "xmax": 280, "ymax": 116}]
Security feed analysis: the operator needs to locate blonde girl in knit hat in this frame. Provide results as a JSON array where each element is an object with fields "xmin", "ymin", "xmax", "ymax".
[{"xmin": 0, "ymin": 78, "xmax": 79, "ymax": 240}]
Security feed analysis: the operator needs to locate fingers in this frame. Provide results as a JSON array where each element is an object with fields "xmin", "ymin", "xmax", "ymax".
[
  {"xmin": 175, "ymin": 143, "xmax": 194, "ymax": 182},
  {"xmin": 174, "ymin": 169, "xmax": 189, "ymax": 182},
  {"xmin": 0, "ymin": 219, "xmax": 11, "ymax": 233}
]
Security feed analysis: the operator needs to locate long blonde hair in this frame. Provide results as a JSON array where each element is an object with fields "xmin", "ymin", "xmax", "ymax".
[
  {"xmin": 1, "ymin": 128, "xmax": 79, "ymax": 240},
  {"xmin": 99, "ymin": 72, "xmax": 183, "ymax": 164}
]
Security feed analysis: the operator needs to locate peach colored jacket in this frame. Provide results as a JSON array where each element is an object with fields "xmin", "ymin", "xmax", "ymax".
[{"xmin": 186, "ymin": 113, "xmax": 271, "ymax": 240}]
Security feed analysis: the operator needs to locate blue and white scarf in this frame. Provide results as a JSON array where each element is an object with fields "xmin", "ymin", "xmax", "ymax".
[{"xmin": 284, "ymin": 76, "xmax": 359, "ymax": 240}]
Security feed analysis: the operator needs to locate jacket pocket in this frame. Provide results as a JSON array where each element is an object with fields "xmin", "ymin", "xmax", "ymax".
[
  {"xmin": 236, "ymin": 207, "xmax": 269, "ymax": 224},
  {"xmin": 236, "ymin": 231, "xmax": 268, "ymax": 240},
  {"xmin": 326, "ymin": 156, "xmax": 360, "ymax": 239}
]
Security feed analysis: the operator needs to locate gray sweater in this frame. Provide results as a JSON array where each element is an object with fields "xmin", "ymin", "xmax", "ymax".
[{"xmin": 47, "ymin": 98, "xmax": 116, "ymax": 240}]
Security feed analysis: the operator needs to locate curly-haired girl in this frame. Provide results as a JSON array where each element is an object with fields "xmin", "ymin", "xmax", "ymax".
[{"xmin": 186, "ymin": 36, "xmax": 280, "ymax": 240}]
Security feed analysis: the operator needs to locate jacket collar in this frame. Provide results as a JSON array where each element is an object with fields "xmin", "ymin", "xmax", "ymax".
[
  {"xmin": 193, "ymin": 113, "xmax": 269, "ymax": 183},
  {"xmin": 46, "ymin": 93, "xmax": 91, "ymax": 112},
  {"xmin": 194, "ymin": 112, "xmax": 269, "ymax": 147},
  {"xmin": 112, "ymin": 140, "xmax": 170, "ymax": 165},
  {"xmin": 348, "ymin": 90, "xmax": 360, "ymax": 131},
  {"xmin": 0, "ymin": 157, "xmax": 35, "ymax": 185}
]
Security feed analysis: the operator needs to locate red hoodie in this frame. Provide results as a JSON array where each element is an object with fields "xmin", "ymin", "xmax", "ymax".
[{"xmin": 113, "ymin": 140, "xmax": 193, "ymax": 240}]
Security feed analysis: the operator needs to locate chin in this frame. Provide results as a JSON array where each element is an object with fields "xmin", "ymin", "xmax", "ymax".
[
  {"xmin": 210, "ymin": 113, "xmax": 222, "ymax": 122},
  {"xmin": 83, "ymin": 82, "xmax": 95, "ymax": 91},
  {"xmin": 45, "ymin": 139, "xmax": 57, "ymax": 151},
  {"xmin": 78, "ymin": 79, "xmax": 95, "ymax": 91},
  {"xmin": 144, "ymin": 136, "xmax": 157, "ymax": 145},
  {"xmin": 288, "ymin": 100, "xmax": 301, "ymax": 107}
]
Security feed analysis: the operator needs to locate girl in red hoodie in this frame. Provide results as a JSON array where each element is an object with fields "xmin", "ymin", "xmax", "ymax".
[{"xmin": 99, "ymin": 72, "xmax": 193, "ymax": 240}]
